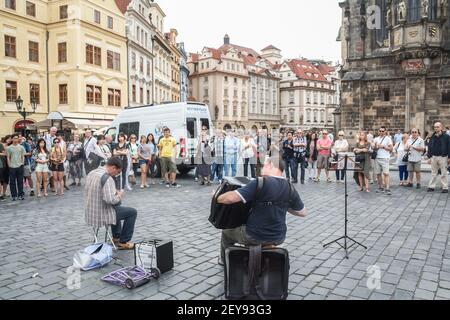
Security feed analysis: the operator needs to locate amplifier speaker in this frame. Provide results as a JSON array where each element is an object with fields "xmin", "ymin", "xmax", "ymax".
[{"xmin": 134, "ymin": 239, "xmax": 173, "ymax": 274}]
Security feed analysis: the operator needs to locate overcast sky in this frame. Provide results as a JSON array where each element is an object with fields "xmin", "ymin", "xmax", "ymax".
[{"xmin": 157, "ymin": 0, "xmax": 342, "ymax": 63}]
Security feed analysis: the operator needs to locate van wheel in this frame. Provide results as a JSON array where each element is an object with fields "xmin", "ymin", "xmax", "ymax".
[
  {"xmin": 153, "ymin": 158, "xmax": 162, "ymax": 178},
  {"xmin": 178, "ymin": 167, "xmax": 192, "ymax": 176}
]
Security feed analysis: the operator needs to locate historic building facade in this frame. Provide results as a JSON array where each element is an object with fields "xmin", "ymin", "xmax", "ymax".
[
  {"xmin": 279, "ymin": 59, "xmax": 337, "ymax": 131},
  {"xmin": 166, "ymin": 28, "xmax": 181, "ymax": 102},
  {"xmin": 118, "ymin": 0, "xmax": 154, "ymax": 107},
  {"xmin": 150, "ymin": 1, "xmax": 171, "ymax": 104},
  {"xmin": 179, "ymin": 42, "xmax": 189, "ymax": 102},
  {"xmin": 188, "ymin": 35, "xmax": 281, "ymax": 131},
  {"xmin": 1, "ymin": 0, "xmax": 128, "ymax": 136},
  {"xmin": 188, "ymin": 45, "xmax": 249, "ymax": 130},
  {"xmin": 338, "ymin": 0, "xmax": 450, "ymax": 137}
]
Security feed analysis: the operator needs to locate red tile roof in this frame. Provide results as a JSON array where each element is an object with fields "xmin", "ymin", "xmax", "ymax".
[
  {"xmin": 204, "ymin": 47, "xmax": 222, "ymax": 60},
  {"xmin": 189, "ymin": 53, "xmax": 199, "ymax": 63},
  {"xmin": 261, "ymin": 45, "xmax": 280, "ymax": 51},
  {"xmin": 287, "ymin": 59, "xmax": 328, "ymax": 82},
  {"xmin": 115, "ymin": 0, "xmax": 131, "ymax": 14},
  {"xmin": 243, "ymin": 55, "xmax": 257, "ymax": 66},
  {"xmin": 317, "ymin": 64, "xmax": 335, "ymax": 76},
  {"xmin": 218, "ymin": 44, "xmax": 260, "ymax": 59}
]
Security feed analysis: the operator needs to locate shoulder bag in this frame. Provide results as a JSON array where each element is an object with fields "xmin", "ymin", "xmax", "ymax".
[
  {"xmin": 371, "ymin": 136, "xmax": 386, "ymax": 160},
  {"xmin": 402, "ymin": 138, "xmax": 418, "ymax": 163}
]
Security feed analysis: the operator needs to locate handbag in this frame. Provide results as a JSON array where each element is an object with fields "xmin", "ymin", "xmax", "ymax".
[
  {"xmin": 87, "ymin": 152, "xmax": 102, "ymax": 169},
  {"xmin": 402, "ymin": 138, "xmax": 418, "ymax": 163},
  {"xmin": 355, "ymin": 153, "xmax": 365, "ymax": 163},
  {"xmin": 371, "ymin": 136, "xmax": 386, "ymax": 160},
  {"xmin": 73, "ymin": 243, "xmax": 113, "ymax": 271}
]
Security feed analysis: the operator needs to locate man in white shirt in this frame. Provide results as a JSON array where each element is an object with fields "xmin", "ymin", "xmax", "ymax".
[
  {"xmin": 223, "ymin": 130, "xmax": 239, "ymax": 177},
  {"xmin": 44, "ymin": 127, "xmax": 58, "ymax": 152},
  {"xmin": 373, "ymin": 126, "xmax": 393, "ymax": 195},
  {"xmin": 405, "ymin": 128, "xmax": 425, "ymax": 188},
  {"xmin": 83, "ymin": 129, "xmax": 97, "ymax": 175}
]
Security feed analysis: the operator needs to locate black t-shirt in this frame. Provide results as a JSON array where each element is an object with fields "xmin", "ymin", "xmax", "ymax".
[
  {"xmin": 113, "ymin": 143, "xmax": 129, "ymax": 161},
  {"xmin": 283, "ymin": 139, "xmax": 294, "ymax": 159},
  {"xmin": 236, "ymin": 176, "xmax": 304, "ymax": 243}
]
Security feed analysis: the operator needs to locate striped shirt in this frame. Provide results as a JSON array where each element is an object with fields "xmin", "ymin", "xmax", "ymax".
[{"xmin": 84, "ymin": 167, "xmax": 120, "ymax": 227}]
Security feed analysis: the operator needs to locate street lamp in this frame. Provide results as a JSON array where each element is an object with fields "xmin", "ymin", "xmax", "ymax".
[{"xmin": 15, "ymin": 95, "xmax": 37, "ymax": 136}]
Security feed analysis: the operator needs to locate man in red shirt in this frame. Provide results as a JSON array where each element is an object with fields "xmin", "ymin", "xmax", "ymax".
[{"xmin": 315, "ymin": 130, "xmax": 332, "ymax": 183}]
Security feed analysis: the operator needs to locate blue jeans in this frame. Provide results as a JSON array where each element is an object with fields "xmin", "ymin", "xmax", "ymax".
[
  {"xmin": 294, "ymin": 158, "xmax": 306, "ymax": 182},
  {"xmin": 336, "ymin": 169, "xmax": 345, "ymax": 181},
  {"xmin": 243, "ymin": 158, "xmax": 256, "ymax": 178},
  {"xmin": 285, "ymin": 158, "xmax": 297, "ymax": 180},
  {"xmin": 111, "ymin": 206, "xmax": 137, "ymax": 243},
  {"xmin": 399, "ymin": 165, "xmax": 408, "ymax": 181},
  {"xmin": 224, "ymin": 155, "xmax": 237, "ymax": 177},
  {"xmin": 9, "ymin": 166, "xmax": 24, "ymax": 198},
  {"xmin": 211, "ymin": 162, "xmax": 223, "ymax": 181}
]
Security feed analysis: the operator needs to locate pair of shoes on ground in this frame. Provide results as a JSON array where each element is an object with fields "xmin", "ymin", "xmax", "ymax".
[
  {"xmin": 427, "ymin": 188, "xmax": 448, "ymax": 193},
  {"xmin": 166, "ymin": 182, "xmax": 180, "ymax": 188},
  {"xmin": 112, "ymin": 238, "xmax": 135, "ymax": 250},
  {"xmin": 375, "ymin": 188, "xmax": 392, "ymax": 195}
]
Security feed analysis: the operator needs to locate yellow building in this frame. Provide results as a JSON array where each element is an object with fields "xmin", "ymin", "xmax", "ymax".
[
  {"xmin": 166, "ymin": 28, "xmax": 181, "ymax": 102},
  {"xmin": 0, "ymin": 0, "xmax": 128, "ymax": 136},
  {"xmin": 149, "ymin": 2, "xmax": 171, "ymax": 104}
]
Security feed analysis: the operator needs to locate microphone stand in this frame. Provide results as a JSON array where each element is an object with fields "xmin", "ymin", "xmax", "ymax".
[{"xmin": 323, "ymin": 154, "xmax": 367, "ymax": 259}]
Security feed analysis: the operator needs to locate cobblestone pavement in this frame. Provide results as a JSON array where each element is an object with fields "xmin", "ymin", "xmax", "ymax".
[{"xmin": 0, "ymin": 171, "xmax": 449, "ymax": 300}]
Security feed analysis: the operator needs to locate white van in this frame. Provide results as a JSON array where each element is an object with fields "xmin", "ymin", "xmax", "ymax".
[{"xmin": 105, "ymin": 101, "xmax": 214, "ymax": 175}]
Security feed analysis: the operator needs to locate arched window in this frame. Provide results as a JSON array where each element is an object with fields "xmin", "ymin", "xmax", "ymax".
[
  {"xmin": 306, "ymin": 109, "xmax": 311, "ymax": 123},
  {"xmin": 375, "ymin": 0, "xmax": 389, "ymax": 45},
  {"xmin": 289, "ymin": 109, "xmax": 295, "ymax": 123}
]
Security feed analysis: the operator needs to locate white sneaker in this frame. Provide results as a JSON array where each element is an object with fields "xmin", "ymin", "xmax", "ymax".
[{"xmin": 126, "ymin": 186, "xmax": 132, "ymax": 191}]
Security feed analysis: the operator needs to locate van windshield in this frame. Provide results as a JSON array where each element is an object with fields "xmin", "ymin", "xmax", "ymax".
[{"xmin": 186, "ymin": 118, "xmax": 197, "ymax": 139}]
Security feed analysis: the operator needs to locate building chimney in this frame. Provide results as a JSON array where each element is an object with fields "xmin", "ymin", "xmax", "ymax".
[{"xmin": 224, "ymin": 34, "xmax": 230, "ymax": 45}]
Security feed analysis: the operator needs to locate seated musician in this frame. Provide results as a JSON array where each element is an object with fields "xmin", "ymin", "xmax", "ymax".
[{"xmin": 217, "ymin": 152, "xmax": 307, "ymax": 265}]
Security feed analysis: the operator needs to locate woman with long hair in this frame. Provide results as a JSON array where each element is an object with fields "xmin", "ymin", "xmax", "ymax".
[
  {"xmin": 307, "ymin": 132, "xmax": 318, "ymax": 181},
  {"xmin": 138, "ymin": 135, "xmax": 152, "ymax": 188},
  {"xmin": 113, "ymin": 133, "xmax": 129, "ymax": 190},
  {"xmin": 354, "ymin": 131, "xmax": 371, "ymax": 192},
  {"xmin": 50, "ymin": 137, "xmax": 66, "ymax": 195},
  {"xmin": 33, "ymin": 139, "xmax": 50, "ymax": 197},
  {"xmin": 146, "ymin": 133, "xmax": 157, "ymax": 185},
  {"xmin": 67, "ymin": 134, "xmax": 83, "ymax": 186}
]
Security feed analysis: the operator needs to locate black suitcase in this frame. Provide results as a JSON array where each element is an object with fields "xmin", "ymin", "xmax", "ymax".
[{"xmin": 224, "ymin": 245, "xmax": 290, "ymax": 300}]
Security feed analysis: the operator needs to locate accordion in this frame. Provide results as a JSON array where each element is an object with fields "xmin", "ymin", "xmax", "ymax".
[{"xmin": 209, "ymin": 177, "xmax": 253, "ymax": 230}]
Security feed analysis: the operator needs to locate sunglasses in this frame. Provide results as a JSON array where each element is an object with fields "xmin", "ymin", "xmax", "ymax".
[
  {"xmin": 411, "ymin": 131, "xmax": 418, "ymax": 133},
  {"xmin": 379, "ymin": 130, "xmax": 385, "ymax": 133}
]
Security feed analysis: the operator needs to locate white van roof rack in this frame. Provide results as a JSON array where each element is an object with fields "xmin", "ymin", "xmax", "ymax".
[
  {"xmin": 187, "ymin": 101, "xmax": 206, "ymax": 106},
  {"xmin": 124, "ymin": 101, "xmax": 207, "ymax": 110}
]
